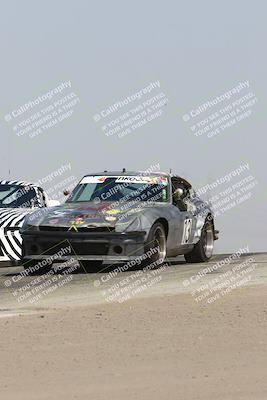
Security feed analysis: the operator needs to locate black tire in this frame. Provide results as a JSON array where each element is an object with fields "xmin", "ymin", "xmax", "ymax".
[
  {"xmin": 79, "ymin": 260, "xmax": 103, "ymax": 273},
  {"xmin": 22, "ymin": 259, "xmax": 52, "ymax": 275},
  {"xmin": 143, "ymin": 222, "xmax": 167, "ymax": 268},
  {"xmin": 184, "ymin": 220, "xmax": 214, "ymax": 263}
]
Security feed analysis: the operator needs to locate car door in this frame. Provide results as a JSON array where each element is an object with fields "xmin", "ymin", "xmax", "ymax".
[
  {"xmin": 180, "ymin": 189, "xmax": 199, "ymax": 245},
  {"xmin": 170, "ymin": 178, "xmax": 197, "ymax": 248}
]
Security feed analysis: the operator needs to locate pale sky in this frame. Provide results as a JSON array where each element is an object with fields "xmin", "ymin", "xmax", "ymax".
[{"xmin": 0, "ymin": 0, "xmax": 266, "ymax": 253}]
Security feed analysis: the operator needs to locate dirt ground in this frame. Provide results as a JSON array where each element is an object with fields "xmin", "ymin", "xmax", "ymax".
[{"xmin": 1, "ymin": 283, "xmax": 267, "ymax": 400}]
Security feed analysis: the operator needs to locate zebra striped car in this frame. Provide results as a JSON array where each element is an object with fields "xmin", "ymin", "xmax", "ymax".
[{"xmin": 0, "ymin": 180, "xmax": 59, "ymax": 266}]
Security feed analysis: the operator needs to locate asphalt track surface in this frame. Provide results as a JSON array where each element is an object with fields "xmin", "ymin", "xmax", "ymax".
[
  {"xmin": 1, "ymin": 253, "xmax": 267, "ymax": 400},
  {"xmin": 0, "ymin": 253, "xmax": 266, "ymax": 317}
]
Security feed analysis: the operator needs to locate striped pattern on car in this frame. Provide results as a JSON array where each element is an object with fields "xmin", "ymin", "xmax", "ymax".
[
  {"xmin": 0, "ymin": 181, "xmax": 44, "ymax": 263},
  {"xmin": 0, "ymin": 208, "xmax": 30, "ymax": 261}
]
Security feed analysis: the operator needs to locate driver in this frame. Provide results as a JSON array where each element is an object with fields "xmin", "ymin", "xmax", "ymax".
[{"xmin": 171, "ymin": 177, "xmax": 191, "ymax": 211}]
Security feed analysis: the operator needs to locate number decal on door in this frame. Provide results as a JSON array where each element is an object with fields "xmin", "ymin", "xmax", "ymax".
[{"xmin": 182, "ymin": 219, "xmax": 192, "ymax": 244}]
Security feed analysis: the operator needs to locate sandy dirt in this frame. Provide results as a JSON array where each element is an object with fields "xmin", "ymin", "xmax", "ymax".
[{"xmin": 0, "ymin": 282, "xmax": 267, "ymax": 400}]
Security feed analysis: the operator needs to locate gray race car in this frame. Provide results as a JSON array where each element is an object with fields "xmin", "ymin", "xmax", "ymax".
[{"xmin": 21, "ymin": 171, "xmax": 219, "ymax": 272}]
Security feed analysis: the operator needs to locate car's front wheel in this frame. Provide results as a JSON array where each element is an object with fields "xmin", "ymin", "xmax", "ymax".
[
  {"xmin": 184, "ymin": 219, "xmax": 214, "ymax": 263},
  {"xmin": 144, "ymin": 222, "xmax": 167, "ymax": 267}
]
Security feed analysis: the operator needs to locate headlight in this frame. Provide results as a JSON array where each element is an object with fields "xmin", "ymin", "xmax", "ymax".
[
  {"xmin": 115, "ymin": 217, "xmax": 141, "ymax": 232},
  {"xmin": 20, "ymin": 208, "xmax": 47, "ymax": 233},
  {"xmin": 20, "ymin": 221, "xmax": 39, "ymax": 233},
  {"xmin": 24, "ymin": 225, "xmax": 39, "ymax": 232},
  {"xmin": 20, "ymin": 225, "xmax": 39, "ymax": 234}
]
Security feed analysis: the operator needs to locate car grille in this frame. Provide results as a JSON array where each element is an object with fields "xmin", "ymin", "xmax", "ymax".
[{"xmin": 42, "ymin": 241, "xmax": 109, "ymax": 256}]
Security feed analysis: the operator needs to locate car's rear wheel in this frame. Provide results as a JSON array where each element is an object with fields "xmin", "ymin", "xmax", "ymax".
[
  {"xmin": 144, "ymin": 222, "xmax": 167, "ymax": 267},
  {"xmin": 184, "ymin": 220, "xmax": 214, "ymax": 263},
  {"xmin": 79, "ymin": 260, "xmax": 103, "ymax": 273}
]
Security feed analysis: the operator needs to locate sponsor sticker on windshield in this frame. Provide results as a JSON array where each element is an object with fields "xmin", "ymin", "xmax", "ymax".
[
  {"xmin": 80, "ymin": 175, "xmax": 168, "ymax": 185},
  {"xmin": 115, "ymin": 176, "xmax": 168, "ymax": 185},
  {"xmin": 80, "ymin": 176, "xmax": 107, "ymax": 184}
]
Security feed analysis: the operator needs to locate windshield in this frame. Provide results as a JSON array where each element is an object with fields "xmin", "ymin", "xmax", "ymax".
[
  {"xmin": 0, "ymin": 185, "xmax": 39, "ymax": 208},
  {"xmin": 67, "ymin": 176, "xmax": 169, "ymax": 203}
]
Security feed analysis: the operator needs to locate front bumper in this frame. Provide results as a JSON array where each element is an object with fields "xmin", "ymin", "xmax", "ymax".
[
  {"xmin": 22, "ymin": 230, "xmax": 147, "ymax": 262},
  {"xmin": 0, "ymin": 260, "xmax": 20, "ymax": 267}
]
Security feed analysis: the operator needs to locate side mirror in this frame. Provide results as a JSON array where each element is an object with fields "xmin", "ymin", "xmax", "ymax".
[
  {"xmin": 173, "ymin": 188, "xmax": 184, "ymax": 201},
  {"xmin": 63, "ymin": 189, "xmax": 70, "ymax": 196},
  {"xmin": 47, "ymin": 199, "xmax": 61, "ymax": 207}
]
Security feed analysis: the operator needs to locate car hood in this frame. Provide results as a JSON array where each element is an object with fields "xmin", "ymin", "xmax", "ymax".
[{"xmin": 31, "ymin": 201, "xmax": 169, "ymax": 228}]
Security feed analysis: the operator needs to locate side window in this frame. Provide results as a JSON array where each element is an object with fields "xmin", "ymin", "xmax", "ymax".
[
  {"xmin": 15, "ymin": 188, "xmax": 38, "ymax": 208},
  {"xmin": 171, "ymin": 178, "xmax": 187, "ymax": 211}
]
